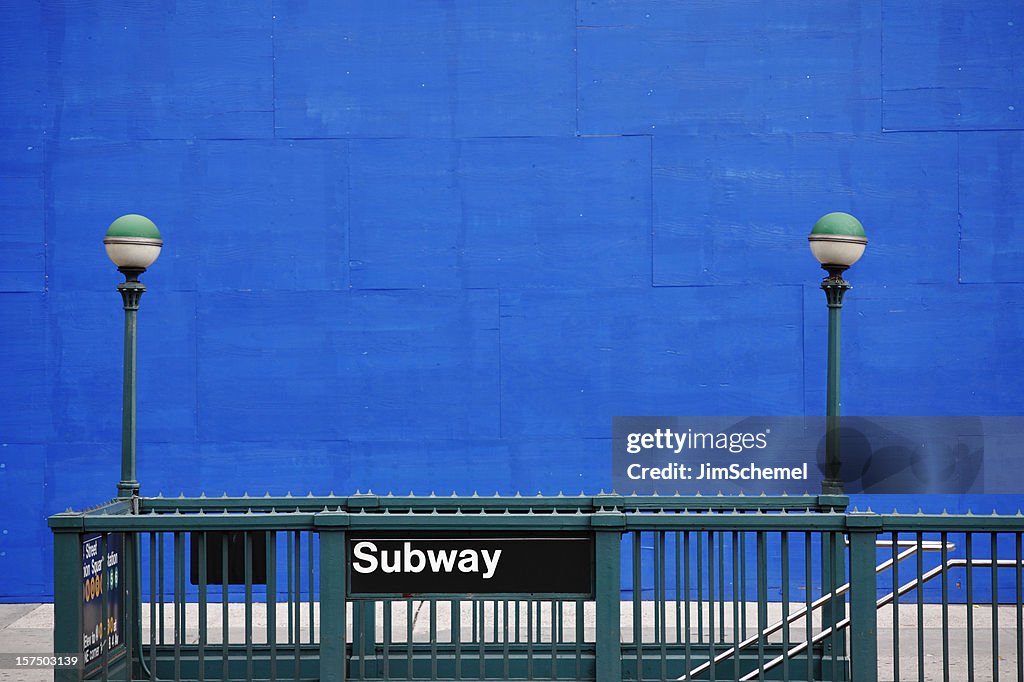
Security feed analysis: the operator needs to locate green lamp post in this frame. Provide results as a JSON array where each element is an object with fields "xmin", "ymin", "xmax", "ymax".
[
  {"xmin": 104, "ymin": 214, "xmax": 163, "ymax": 500},
  {"xmin": 808, "ymin": 212, "xmax": 867, "ymax": 495}
]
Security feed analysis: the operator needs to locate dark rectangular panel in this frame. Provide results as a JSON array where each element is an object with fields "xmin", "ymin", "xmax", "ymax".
[
  {"xmin": 348, "ymin": 533, "xmax": 593, "ymax": 596},
  {"xmin": 189, "ymin": 531, "xmax": 267, "ymax": 586}
]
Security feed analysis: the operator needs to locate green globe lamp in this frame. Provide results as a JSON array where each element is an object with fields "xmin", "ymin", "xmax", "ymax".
[
  {"xmin": 808, "ymin": 211, "xmax": 867, "ymax": 274},
  {"xmin": 104, "ymin": 213, "xmax": 163, "ymax": 277},
  {"xmin": 808, "ymin": 212, "xmax": 867, "ymax": 495},
  {"xmin": 104, "ymin": 214, "xmax": 163, "ymax": 501}
]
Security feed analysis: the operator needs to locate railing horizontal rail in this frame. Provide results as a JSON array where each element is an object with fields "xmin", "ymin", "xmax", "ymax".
[
  {"xmin": 138, "ymin": 493, "xmax": 846, "ymax": 515},
  {"xmin": 878, "ymin": 514, "xmax": 1024, "ymax": 531},
  {"xmin": 58, "ymin": 513, "xmax": 1024, "ymax": 535}
]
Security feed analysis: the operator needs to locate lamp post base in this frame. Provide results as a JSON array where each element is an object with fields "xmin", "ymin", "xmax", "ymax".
[
  {"xmin": 117, "ymin": 480, "xmax": 139, "ymax": 498},
  {"xmin": 821, "ymin": 478, "xmax": 844, "ymax": 496}
]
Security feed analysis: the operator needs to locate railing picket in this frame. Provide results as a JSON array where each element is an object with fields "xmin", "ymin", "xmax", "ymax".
[
  {"xmin": 159, "ymin": 534, "xmax": 165, "ymax": 647},
  {"xmin": 429, "ymin": 599, "xmax": 438, "ymax": 681},
  {"xmin": 267, "ymin": 531, "xmax": 277, "ymax": 682},
  {"xmin": 892, "ymin": 531, "xmax": 900, "ymax": 682},
  {"xmin": 575, "ymin": 598, "xmax": 584, "ymax": 681},
  {"xmin": 173, "ymin": 531, "xmax": 184, "ymax": 682},
  {"xmin": 917, "ymin": 532, "xmax": 925, "ymax": 682},
  {"xmin": 1018, "ymin": 532, "xmax": 1023, "ymax": 682},
  {"xmin": 198, "ymin": 531, "xmax": 207, "ymax": 682},
  {"xmin": 244, "ymin": 532, "xmax": 253, "ymax": 682},
  {"xmin": 993, "ymin": 532, "xmax": 1000, "ymax": 682},
  {"xmin": 382, "ymin": 600, "xmax": 391, "ymax": 681},
  {"xmin": 657, "ymin": 530, "xmax": 666, "ymax": 682},
  {"xmin": 482, "ymin": 600, "xmax": 490, "ymax": 679},
  {"xmin": 675, "ymin": 531, "xmax": 682, "ymax": 648},
  {"xmin": 756, "ymin": 531, "xmax": 766, "ymax": 682},
  {"xmin": 453, "ymin": 598, "xmax": 461, "ymax": 680},
  {"xmin": 740, "ymin": 531, "xmax": 747, "ymax": 642},
  {"xmin": 718, "ymin": 529, "xmax": 725, "ymax": 645},
  {"xmin": 552, "ymin": 599, "xmax": 559, "ymax": 680},
  {"xmin": 732, "ymin": 531, "xmax": 740, "ymax": 682},
  {"xmin": 406, "ymin": 598, "xmax": 413, "ymax": 679},
  {"xmin": 149, "ymin": 532, "xmax": 157, "ymax": 681},
  {"xmin": 696, "ymin": 529, "xmax": 703, "ymax": 649},
  {"xmin": 286, "ymin": 530, "xmax": 293, "ymax": 647},
  {"xmin": 829, "ymin": 531, "xmax": 840, "ymax": 680},
  {"xmin": 293, "ymin": 530, "xmax": 301, "ymax": 681},
  {"xmin": 357, "ymin": 600, "xmax": 366, "ymax": 680},
  {"xmin": 781, "ymin": 530, "xmax": 790, "ymax": 682},
  {"xmin": 805, "ymin": 532, "xmax": 813, "ymax": 682},
  {"xmin": 921, "ymin": 532, "xmax": 929, "ymax": 679},
  {"xmin": 632, "ymin": 531, "xmax": 642, "ymax": 680},
  {"xmin": 527, "ymin": 598, "xmax": 535, "ymax": 680},
  {"xmin": 967, "ymin": 532, "xmax": 975, "ymax": 682},
  {"xmin": 684, "ymin": 530, "xmax": 692, "ymax": 677},
  {"xmin": 707, "ymin": 530, "xmax": 716, "ymax": 682},
  {"xmin": 307, "ymin": 534, "xmax": 315, "ymax": 645},
  {"xmin": 941, "ymin": 532, "xmax": 950, "ymax": 682},
  {"xmin": 221, "ymin": 533, "xmax": 229, "ymax": 682},
  {"xmin": 504, "ymin": 600, "xmax": 512, "ymax": 680}
]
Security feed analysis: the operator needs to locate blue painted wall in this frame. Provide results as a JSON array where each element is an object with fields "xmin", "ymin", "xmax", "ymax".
[{"xmin": 1, "ymin": 0, "xmax": 1022, "ymax": 600}]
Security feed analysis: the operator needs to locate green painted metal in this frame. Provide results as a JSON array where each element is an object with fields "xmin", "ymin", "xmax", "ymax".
[
  {"xmin": 820, "ymin": 269, "xmax": 850, "ymax": 496},
  {"xmin": 320, "ymin": 529, "xmax": 347, "ymax": 682},
  {"xmin": 847, "ymin": 515, "xmax": 881, "ymax": 682},
  {"xmin": 810, "ymin": 212, "xmax": 866, "ymax": 237},
  {"xmin": 594, "ymin": 509, "xmax": 623, "ymax": 682},
  {"xmin": 53, "ymin": 525, "xmax": 83, "ymax": 682},
  {"xmin": 139, "ymin": 492, "xmax": 848, "ymax": 515},
  {"xmin": 105, "ymin": 214, "xmax": 163, "ymax": 240},
  {"xmin": 116, "ymin": 279, "xmax": 143, "ymax": 500},
  {"xmin": 49, "ymin": 494, "xmax": 1024, "ymax": 682}
]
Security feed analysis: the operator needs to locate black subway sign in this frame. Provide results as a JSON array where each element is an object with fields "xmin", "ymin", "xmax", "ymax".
[{"xmin": 347, "ymin": 534, "xmax": 594, "ymax": 597}]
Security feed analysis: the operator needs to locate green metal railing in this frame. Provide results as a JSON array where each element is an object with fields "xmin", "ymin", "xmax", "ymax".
[{"xmin": 51, "ymin": 493, "xmax": 1024, "ymax": 681}]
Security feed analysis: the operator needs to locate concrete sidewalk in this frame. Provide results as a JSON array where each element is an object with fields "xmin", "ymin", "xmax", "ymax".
[
  {"xmin": 2, "ymin": 602, "xmax": 1020, "ymax": 681},
  {"xmin": 0, "ymin": 604, "xmax": 53, "ymax": 682}
]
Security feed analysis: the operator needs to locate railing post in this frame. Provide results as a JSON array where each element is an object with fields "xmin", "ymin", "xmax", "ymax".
[
  {"xmin": 818, "ymin": 494, "xmax": 849, "ymax": 679},
  {"xmin": 52, "ymin": 517, "xmax": 84, "ymax": 682},
  {"xmin": 847, "ymin": 513, "xmax": 881, "ymax": 682},
  {"xmin": 593, "ymin": 499, "xmax": 624, "ymax": 682},
  {"xmin": 318, "ymin": 514, "xmax": 349, "ymax": 682}
]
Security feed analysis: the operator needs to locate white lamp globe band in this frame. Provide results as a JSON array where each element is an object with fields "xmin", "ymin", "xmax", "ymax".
[
  {"xmin": 104, "ymin": 214, "xmax": 163, "ymax": 272},
  {"xmin": 103, "ymin": 237, "xmax": 164, "ymax": 271},
  {"xmin": 808, "ymin": 235, "xmax": 867, "ymax": 268}
]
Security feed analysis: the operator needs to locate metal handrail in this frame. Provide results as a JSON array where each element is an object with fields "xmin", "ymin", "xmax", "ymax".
[
  {"xmin": 739, "ymin": 558, "xmax": 1024, "ymax": 681},
  {"xmin": 679, "ymin": 539, "xmax": 950, "ymax": 680}
]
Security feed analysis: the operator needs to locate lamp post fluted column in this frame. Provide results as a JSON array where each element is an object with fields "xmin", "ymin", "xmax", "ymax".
[
  {"xmin": 116, "ymin": 270, "xmax": 146, "ymax": 499},
  {"xmin": 821, "ymin": 266, "xmax": 851, "ymax": 495},
  {"xmin": 808, "ymin": 212, "xmax": 867, "ymax": 495},
  {"xmin": 104, "ymin": 214, "xmax": 163, "ymax": 501}
]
